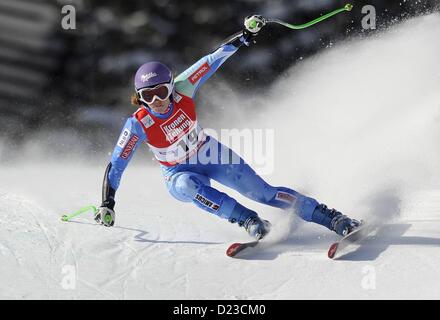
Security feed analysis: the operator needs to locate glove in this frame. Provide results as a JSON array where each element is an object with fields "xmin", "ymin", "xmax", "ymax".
[
  {"xmin": 244, "ymin": 15, "xmax": 266, "ymax": 33},
  {"xmin": 243, "ymin": 15, "xmax": 266, "ymax": 45},
  {"xmin": 95, "ymin": 198, "xmax": 115, "ymax": 227}
]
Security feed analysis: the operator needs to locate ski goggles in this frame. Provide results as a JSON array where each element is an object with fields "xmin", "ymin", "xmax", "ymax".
[{"xmin": 137, "ymin": 82, "xmax": 174, "ymax": 104}]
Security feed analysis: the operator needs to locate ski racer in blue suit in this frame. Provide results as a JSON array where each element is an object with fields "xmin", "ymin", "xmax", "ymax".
[{"xmin": 95, "ymin": 15, "xmax": 360, "ymax": 240}]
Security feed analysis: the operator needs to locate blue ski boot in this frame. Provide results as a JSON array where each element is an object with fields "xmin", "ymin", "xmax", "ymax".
[
  {"xmin": 311, "ymin": 204, "xmax": 361, "ymax": 236},
  {"xmin": 243, "ymin": 216, "xmax": 271, "ymax": 240}
]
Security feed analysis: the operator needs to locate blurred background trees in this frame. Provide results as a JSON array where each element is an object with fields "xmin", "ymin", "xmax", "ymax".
[{"xmin": 0, "ymin": 0, "xmax": 438, "ymax": 153}]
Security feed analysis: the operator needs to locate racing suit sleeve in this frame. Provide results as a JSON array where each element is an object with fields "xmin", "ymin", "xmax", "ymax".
[
  {"xmin": 174, "ymin": 31, "xmax": 249, "ymax": 98},
  {"xmin": 102, "ymin": 116, "xmax": 147, "ymax": 208}
]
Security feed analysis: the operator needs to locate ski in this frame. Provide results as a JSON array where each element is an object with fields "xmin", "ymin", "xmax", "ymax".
[
  {"xmin": 327, "ymin": 221, "xmax": 378, "ymax": 259},
  {"xmin": 226, "ymin": 240, "xmax": 259, "ymax": 257}
]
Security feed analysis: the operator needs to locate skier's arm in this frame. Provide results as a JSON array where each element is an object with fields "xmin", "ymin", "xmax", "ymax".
[
  {"xmin": 101, "ymin": 117, "xmax": 146, "ymax": 211},
  {"xmin": 174, "ymin": 18, "xmax": 264, "ymax": 98},
  {"xmin": 173, "ymin": 40, "xmax": 240, "ymax": 98}
]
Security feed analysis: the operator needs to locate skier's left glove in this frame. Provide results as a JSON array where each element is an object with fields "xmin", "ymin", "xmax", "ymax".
[
  {"xmin": 243, "ymin": 15, "xmax": 267, "ymax": 45},
  {"xmin": 95, "ymin": 198, "xmax": 115, "ymax": 227}
]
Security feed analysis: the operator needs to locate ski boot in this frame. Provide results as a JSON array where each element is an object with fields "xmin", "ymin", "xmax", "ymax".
[
  {"xmin": 312, "ymin": 204, "xmax": 361, "ymax": 236},
  {"xmin": 243, "ymin": 216, "xmax": 271, "ymax": 240}
]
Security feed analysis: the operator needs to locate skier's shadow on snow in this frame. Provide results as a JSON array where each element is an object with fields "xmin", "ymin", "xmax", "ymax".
[
  {"xmin": 67, "ymin": 220, "xmax": 220, "ymax": 245},
  {"xmin": 122, "ymin": 226, "xmax": 221, "ymax": 245},
  {"xmin": 336, "ymin": 223, "xmax": 440, "ymax": 261}
]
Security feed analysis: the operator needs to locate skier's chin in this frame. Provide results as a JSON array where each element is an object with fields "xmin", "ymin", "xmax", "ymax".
[
  {"xmin": 154, "ymin": 107, "xmax": 167, "ymax": 114},
  {"xmin": 149, "ymin": 101, "xmax": 170, "ymax": 114}
]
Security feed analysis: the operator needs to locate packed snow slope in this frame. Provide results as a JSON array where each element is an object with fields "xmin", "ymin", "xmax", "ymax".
[{"xmin": 1, "ymin": 13, "xmax": 440, "ymax": 299}]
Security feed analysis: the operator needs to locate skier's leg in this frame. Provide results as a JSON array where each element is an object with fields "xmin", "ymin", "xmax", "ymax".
[
  {"xmin": 204, "ymin": 139, "xmax": 317, "ymax": 219},
  {"xmin": 205, "ymin": 139, "xmax": 359, "ymax": 236},
  {"xmin": 208, "ymin": 160, "xmax": 318, "ymax": 222},
  {"xmin": 165, "ymin": 170, "xmax": 269, "ymax": 238},
  {"xmin": 214, "ymin": 164, "xmax": 359, "ymax": 235}
]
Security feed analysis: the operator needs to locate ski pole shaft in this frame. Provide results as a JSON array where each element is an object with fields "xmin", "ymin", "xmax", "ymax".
[
  {"xmin": 61, "ymin": 205, "xmax": 97, "ymax": 222},
  {"xmin": 266, "ymin": 3, "xmax": 353, "ymax": 30}
]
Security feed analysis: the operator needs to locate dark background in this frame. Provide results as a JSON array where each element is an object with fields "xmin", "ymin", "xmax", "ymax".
[{"xmin": 0, "ymin": 0, "xmax": 438, "ymax": 156}]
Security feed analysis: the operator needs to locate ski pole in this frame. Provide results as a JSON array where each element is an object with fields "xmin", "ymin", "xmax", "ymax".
[
  {"xmin": 248, "ymin": 4, "xmax": 353, "ymax": 31},
  {"xmin": 61, "ymin": 205, "xmax": 97, "ymax": 222}
]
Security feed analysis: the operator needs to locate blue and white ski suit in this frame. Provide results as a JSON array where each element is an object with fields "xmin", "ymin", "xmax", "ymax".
[{"xmin": 105, "ymin": 36, "xmax": 320, "ymax": 228}]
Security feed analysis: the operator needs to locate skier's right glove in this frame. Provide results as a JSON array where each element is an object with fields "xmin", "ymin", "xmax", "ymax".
[{"xmin": 95, "ymin": 198, "xmax": 115, "ymax": 227}]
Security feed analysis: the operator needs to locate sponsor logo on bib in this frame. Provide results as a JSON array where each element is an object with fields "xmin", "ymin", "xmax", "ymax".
[
  {"xmin": 140, "ymin": 114, "xmax": 155, "ymax": 128},
  {"xmin": 173, "ymin": 92, "xmax": 182, "ymax": 103},
  {"xmin": 160, "ymin": 109, "xmax": 194, "ymax": 143}
]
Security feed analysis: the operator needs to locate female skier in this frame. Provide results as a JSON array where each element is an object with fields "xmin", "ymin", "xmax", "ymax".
[{"xmin": 95, "ymin": 16, "xmax": 360, "ymax": 240}]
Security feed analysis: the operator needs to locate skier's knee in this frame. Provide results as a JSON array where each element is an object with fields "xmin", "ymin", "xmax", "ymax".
[{"xmin": 169, "ymin": 172, "xmax": 210, "ymax": 202}]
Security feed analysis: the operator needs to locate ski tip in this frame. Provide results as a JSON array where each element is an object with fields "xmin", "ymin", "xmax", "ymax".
[
  {"xmin": 226, "ymin": 243, "xmax": 242, "ymax": 257},
  {"xmin": 328, "ymin": 242, "xmax": 339, "ymax": 259}
]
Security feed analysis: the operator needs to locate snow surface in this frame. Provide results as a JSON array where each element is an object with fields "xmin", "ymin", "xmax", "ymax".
[{"xmin": 1, "ymin": 13, "xmax": 440, "ymax": 299}]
